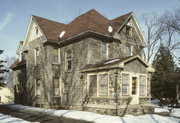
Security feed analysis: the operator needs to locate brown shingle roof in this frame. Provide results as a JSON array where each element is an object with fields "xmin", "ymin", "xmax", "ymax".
[
  {"xmin": 10, "ymin": 60, "xmax": 26, "ymax": 70},
  {"xmin": 32, "ymin": 9, "xmax": 132, "ymax": 42},
  {"xmin": 32, "ymin": 15, "xmax": 66, "ymax": 41}
]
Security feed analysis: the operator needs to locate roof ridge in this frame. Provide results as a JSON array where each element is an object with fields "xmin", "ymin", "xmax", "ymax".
[
  {"xmin": 111, "ymin": 12, "xmax": 132, "ymax": 21},
  {"xmin": 32, "ymin": 15, "xmax": 66, "ymax": 25}
]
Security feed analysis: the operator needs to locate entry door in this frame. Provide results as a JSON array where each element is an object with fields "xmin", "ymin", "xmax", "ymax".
[{"xmin": 131, "ymin": 77, "xmax": 139, "ymax": 104}]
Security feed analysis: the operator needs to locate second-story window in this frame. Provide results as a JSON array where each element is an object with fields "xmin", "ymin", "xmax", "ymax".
[
  {"xmin": 124, "ymin": 45, "xmax": 132, "ymax": 56},
  {"xmin": 53, "ymin": 48, "xmax": 59, "ymax": 63},
  {"xmin": 65, "ymin": 50, "xmax": 72, "ymax": 71},
  {"xmin": 35, "ymin": 48, "xmax": 39, "ymax": 66},
  {"xmin": 101, "ymin": 42, "xmax": 108, "ymax": 60}
]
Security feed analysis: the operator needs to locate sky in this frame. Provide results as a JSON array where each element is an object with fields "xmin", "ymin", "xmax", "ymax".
[{"xmin": 0, "ymin": 0, "xmax": 179, "ymax": 58}]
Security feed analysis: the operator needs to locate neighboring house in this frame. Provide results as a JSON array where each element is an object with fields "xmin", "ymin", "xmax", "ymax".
[
  {"xmin": 0, "ymin": 83, "xmax": 14, "ymax": 104},
  {"xmin": 10, "ymin": 9, "xmax": 155, "ymax": 116}
]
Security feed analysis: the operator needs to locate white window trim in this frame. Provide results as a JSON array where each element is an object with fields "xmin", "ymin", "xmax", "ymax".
[
  {"xmin": 52, "ymin": 48, "xmax": 60, "ymax": 64},
  {"xmin": 139, "ymin": 74, "xmax": 147, "ymax": 96},
  {"xmin": 98, "ymin": 73, "xmax": 109, "ymax": 96},
  {"xmin": 65, "ymin": 50, "xmax": 72, "ymax": 71},
  {"xmin": 121, "ymin": 72, "xmax": 130, "ymax": 96},
  {"xmin": 87, "ymin": 72, "xmax": 109, "ymax": 97},
  {"xmin": 53, "ymin": 77, "xmax": 60, "ymax": 97}
]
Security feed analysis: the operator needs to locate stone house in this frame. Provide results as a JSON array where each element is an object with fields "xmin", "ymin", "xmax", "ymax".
[{"xmin": 10, "ymin": 9, "xmax": 155, "ymax": 116}]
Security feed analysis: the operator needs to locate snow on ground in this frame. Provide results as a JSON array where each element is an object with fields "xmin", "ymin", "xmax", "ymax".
[
  {"xmin": 8, "ymin": 104, "xmax": 180, "ymax": 123},
  {"xmin": 0, "ymin": 113, "xmax": 30, "ymax": 123},
  {"xmin": 170, "ymin": 108, "xmax": 180, "ymax": 118},
  {"xmin": 155, "ymin": 107, "xmax": 169, "ymax": 113}
]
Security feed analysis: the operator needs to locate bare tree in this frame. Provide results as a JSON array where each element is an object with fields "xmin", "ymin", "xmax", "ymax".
[
  {"xmin": 141, "ymin": 8, "xmax": 180, "ymax": 63},
  {"xmin": 3, "ymin": 56, "xmax": 16, "ymax": 88}
]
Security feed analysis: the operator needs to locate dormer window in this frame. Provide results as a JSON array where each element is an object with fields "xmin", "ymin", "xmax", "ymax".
[{"xmin": 35, "ymin": 27, "xmax": 38, "ymax": 35}]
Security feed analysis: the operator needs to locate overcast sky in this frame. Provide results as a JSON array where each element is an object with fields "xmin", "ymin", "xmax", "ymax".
[{"xmin": 0, "ymin": 0, "xmax": 179, "ymax": 58}]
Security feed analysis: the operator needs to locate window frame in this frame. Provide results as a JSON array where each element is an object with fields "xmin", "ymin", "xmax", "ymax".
[
  {"xmin": 52, "ymin": 48, "xmax": 60, "ymax": 64},
  {"xmin": 121, "ymin": 72, "xmax": 130, "ymax": 96},
  {"xmin": 101, "ymin": 42, "xmax": 108, "ymax": 60},
  {"xmin": 87, "ymin": 72, "xmax": 109, "ymax": 97},
  {"xmin": 34, "ymin": 47, "xmax": 40, "ymax": 66},
  {"xmin": 139, "ymin": 74, "xmax": 147, "ymax": 96},
  {"xmin": 53, "ymin": 77, "xmax": 60, "ymax": 96},
  {"xmin": 35, "ymin": 79, "xmax": 41, "ymax": 96},
  {"xmin": 65, "ymin": 50, "xmax": 72, "ymax": 71},
  {"xmin": 98, "ymin": 73, "xmax": 109, "ymax": 96}
]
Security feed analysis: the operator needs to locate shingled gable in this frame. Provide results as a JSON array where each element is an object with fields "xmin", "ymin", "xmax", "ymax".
[{"xmin": 81, "ymin": 55, "xmax": 155, "ymax": 73}]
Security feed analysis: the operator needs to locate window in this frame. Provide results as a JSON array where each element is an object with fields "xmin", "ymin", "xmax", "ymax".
[
  {"xmin": 53, "ymin": 78, "xmax": 60, "ymax": 96},
  {"xmin": 122, "ymin": 73, "xmax": 130, "ymax": 95},
  {"xmin": 36, "ymin": 79, "xmax": 41, "ymax": 96},
  {"xmin": 99, "ymin": 74, "xmax": 108, "ymax": 95},
  {"xmin": 65, "ymin": 50, "xmax": 72, "ymax": 71},
  {"xmin": 132, "ymin": 77, "xmax": 137, "ymax": 95},
  {"xmin": 126, "ymin": 25, "xmax": 132, "ymax": 36},
  {"xmin": 89, "ymin": 75, "xmax": 97, "ymax": 96},
  {"xmin": 35, "ymin": 48, "xmax": 39, "ymax": 65},
  {"xmin": 124, "ymin": 45, "xmax": 132, "ymax": 56},
  {"xmin": 101, "ymin": 42, "xmax": 108, "ymax": 60},
  {"xmin": 35, "ymin": 27, "xmax": 38, "ymax": 35},
  {"xmin": 139, "ymin": 75, "xmax": 146, "ymax": 95},
  {"xmin": 53, "ymin": 48, "xmax": 59, "ymax": 63}
]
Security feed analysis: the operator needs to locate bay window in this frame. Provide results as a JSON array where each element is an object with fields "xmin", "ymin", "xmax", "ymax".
[{"xmin": 99, "ymin": 74, "xmax": 108, "ymax": 95}]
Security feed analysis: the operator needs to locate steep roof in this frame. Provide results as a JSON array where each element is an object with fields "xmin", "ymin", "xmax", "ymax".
[
  {"xmin": 32, "ymin": 15, "xmax": 66, "ymax": 41},
  {"xmin": 32, "ymin": 9, "xmax": 132, "ymax": 42}
]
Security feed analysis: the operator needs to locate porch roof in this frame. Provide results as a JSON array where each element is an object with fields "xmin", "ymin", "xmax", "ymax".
[
  {"xmin": 81, "ymin": 55, "xmax": 155, "ymax": 73},
  {"xmin": 10, "ymin": 60, "xmax": 26, "ymax": 70}
]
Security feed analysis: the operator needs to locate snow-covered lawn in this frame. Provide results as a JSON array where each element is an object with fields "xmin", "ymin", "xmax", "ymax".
[
  {"xmin": 0, "ymin": 113, "xmax": 30, "ymax": 123},
  {"xmin": 7, "ymin": 104, "xmax": 180, "ymax": 123}
]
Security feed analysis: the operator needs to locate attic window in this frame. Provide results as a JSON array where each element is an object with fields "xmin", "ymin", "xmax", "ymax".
[
  {"xmin": 35, "ymin": 27, "xmax": 38, "ymax": 35},
  {"xmin": 126, "ymin": 25, "xmax": 132, "ymax": 37}
]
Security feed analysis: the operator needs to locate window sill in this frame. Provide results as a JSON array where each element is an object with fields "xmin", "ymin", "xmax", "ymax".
[{"xmin": 52, "ymin": 63, "xmax": 60, "ymax": 65}]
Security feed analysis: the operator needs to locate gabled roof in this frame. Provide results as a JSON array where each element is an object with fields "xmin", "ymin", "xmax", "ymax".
[
  {"xmin": 81, "ymin": 55, "xmax": 155, "ymax": 73},
  {"xmin": 31, "ymin": 9, "xmax": 137, "ymax": 42},
  {"xmin": 16, "ymin": 41, "xmax": 24, "ymax": 55},
  {"xmin": 32, "ymin": 15, "xmax": 66, "ymax": 41},
  {"xmin": 9, "ymin": 59, "xmax": 26, "ymax": 70}
]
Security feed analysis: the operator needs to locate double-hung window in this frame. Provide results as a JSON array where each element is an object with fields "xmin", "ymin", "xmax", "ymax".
[
  {"xmin": 35, "ymin": 48, "xmax": 39, "ymax": 66},
  {"xmin": 88, "ymin": 73, "xmax": 109, "ymax": 97},
  {"xmin": 99, "ymin": 74, "xmax": 108, "ymax": 95},
  {"xmin": 65, "ymin": 50, "xmax": 72, "ymax": 71},
  {"xmin": 122, "ymin": 73, "xmax": 130, "ymax": 95},
  {"xmin": 101, "ymin": 42, "xmax": 108, "ymax": 60},
  {"xmin": 53, "ymin": 78, "xmax": 60, "ymax": 96},
  {"xmin": 139, "ymin": 75, "xmax": 146, "ymax": 96},
  {"xmin": 89, "ymin": 75, "xmax": 97, "ymax": 96},
  {"xmin": 53, "ymin": 48, "xmax": 59, "ymax": 63}
]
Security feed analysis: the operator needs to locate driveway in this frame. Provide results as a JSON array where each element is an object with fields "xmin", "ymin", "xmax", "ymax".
[{"xmin": 0, "ymin": 105, "xmax": 92, "ymax": 123}]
